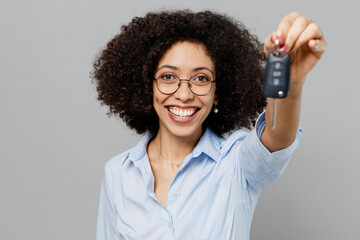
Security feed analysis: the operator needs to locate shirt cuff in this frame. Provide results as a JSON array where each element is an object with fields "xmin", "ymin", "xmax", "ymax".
[
  {"xmin": 255, "ymin": 111, "xmax": 302, "ymax": 158},
  {"xmin": 256, "ymin": 111, "xmax": 266, "ymax": 138}
]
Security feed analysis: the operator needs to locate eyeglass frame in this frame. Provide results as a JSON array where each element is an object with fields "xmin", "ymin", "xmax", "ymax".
[{"xmin": 153, "ymin": 74, "xmax": 216, "ymax": 96}]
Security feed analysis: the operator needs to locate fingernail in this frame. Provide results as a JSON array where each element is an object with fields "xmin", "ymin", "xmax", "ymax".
[
  {"xmin": 279, "ymin": 44, "xmax": 289, "ymax": 52},
  {"xmin": 278, "ymin": 35, "xmax": 285, "ymax": 44},
  {"xmin": 313, "ymin": 43, "xmax": 320, "ymax": 52},
  {"xmin": 312, "ymin": 40, "xmax": 318, "ymax": 49}
]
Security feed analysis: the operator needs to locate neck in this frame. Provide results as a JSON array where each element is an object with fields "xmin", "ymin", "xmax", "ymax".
[{"xmin": 154, "ymin": 126, "xmax": 203, "ymax": 165}]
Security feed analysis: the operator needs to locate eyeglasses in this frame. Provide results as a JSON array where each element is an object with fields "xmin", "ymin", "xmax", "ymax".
[{"xmin": 154, "ymin": 73, "xmax": 216, "ymax": 96}]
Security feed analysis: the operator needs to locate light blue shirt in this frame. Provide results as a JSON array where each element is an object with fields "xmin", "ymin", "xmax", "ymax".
[{"xmin": 96, "ymin": 113, "xmax": 302, "ymax": 240}]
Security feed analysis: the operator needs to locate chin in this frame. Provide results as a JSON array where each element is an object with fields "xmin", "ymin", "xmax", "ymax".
[{"xmin": 167, "ymin": 125, "xmax": 203, "ymax": 138}]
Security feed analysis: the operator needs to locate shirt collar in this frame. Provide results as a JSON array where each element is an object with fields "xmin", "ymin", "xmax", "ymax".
[
  {"xmin": 124, "ymin": 132, "xmax": 153, "ymax": 167},
  {"xmin": 124, "ymin": 128, "xmax": 222, "ymax": 166},
  {"xmin": 192, "ymin": 128, "xmax": 221, "ymax": 162}
]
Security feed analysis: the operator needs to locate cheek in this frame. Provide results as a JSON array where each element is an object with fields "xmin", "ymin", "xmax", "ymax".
[
  {"xmin": 153, "ymin": 91, "xmax": 165, "ymax": 104},
  {"xmin": 152, "ymin": 84, "xmax": 160, "ymax": 104},
  {"xmin": 152, "ymin": 94, "xmax": 160, "ymax": 114},
  {"xmin": 199, "ymin": 96, "xmax": 216, "ymax": 117},
  {"xmin": 204, "ymin": 92, "xmax": 217, "ymax": 108},
  {"xmin": 152, "ymin": 88, "xmax": 169, "ymax": 114}
]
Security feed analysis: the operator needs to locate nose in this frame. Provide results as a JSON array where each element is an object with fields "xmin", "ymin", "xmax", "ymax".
[{"xmin": 173, "ymin": 80, "xmax": 194, "ymax": 102}]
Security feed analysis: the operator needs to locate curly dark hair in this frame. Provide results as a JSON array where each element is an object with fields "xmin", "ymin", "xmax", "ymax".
[{"xmin": 92, "ymin": 10, "xmax": 267, "ymax": 136}]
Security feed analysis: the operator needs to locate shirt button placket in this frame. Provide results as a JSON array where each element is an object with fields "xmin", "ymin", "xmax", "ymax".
[{"xmin": 168, "ymin": 214, "xmax": 176, "ymax": 240}]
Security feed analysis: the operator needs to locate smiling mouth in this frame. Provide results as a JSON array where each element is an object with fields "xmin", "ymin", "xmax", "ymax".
[{"xmin": 167, "ymin": 106, "xmax": 199, "ymax": 119}]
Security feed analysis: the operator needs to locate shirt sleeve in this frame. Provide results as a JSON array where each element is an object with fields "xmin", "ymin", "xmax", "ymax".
[
  {"xmin": 96, "ymin": 165, "xmax": 123, "ymax": 240},
  {"xmin": 238, "ymin": 112, "xmax": 302, "ymax": 192}
]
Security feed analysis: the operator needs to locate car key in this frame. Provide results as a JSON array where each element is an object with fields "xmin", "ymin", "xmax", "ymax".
[{"xmin": 263, "ymin": 38, "xmax": 291, "ymax": 129}]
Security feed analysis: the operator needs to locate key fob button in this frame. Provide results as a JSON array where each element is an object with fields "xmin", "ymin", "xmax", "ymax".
[
  {"xmin": 273, "ymin": 78, "xmax": 280, "ymax": 86},
  {"xmin": 271, "ymin": 62, "xmax": 285, "ymax": 70},
  {"xmin": 272, "ymin": 70, "xmax": 282, "ymax": 77}
]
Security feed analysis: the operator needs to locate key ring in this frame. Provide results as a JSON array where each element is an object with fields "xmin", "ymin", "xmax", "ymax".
[{"xmin": 274, "ymin": 37, "xmax": 280, "ymax": 55}]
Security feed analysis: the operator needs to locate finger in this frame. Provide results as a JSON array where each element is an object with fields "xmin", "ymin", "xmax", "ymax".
[
  {"xmin": 276, "ymin": 12, "xmax": 301, "ymax": 43},
  {"xmin": 291, "ymin": 22, "xmax": 324, "ymax": 53},
  {"xmin": 284, "ymin": 16, "xmax": 314, "ymax": 52},
  {"xmin": 265, "ymin": 32, "xmax": 286, "ymax": 56},
  {"xmin": 270, "ymin": 32, "xmax": 285, "ymax": 44},
  {"xmin": 308, "ymin": 39, "xmax": 327, "ymax": 58},
  {"xmin": 270, "ymin": 32, "xmax": 276, "ymax": 43},
  {"xmin": 264, "ymin": 34, "xmax": 277, "ymax": 56}
]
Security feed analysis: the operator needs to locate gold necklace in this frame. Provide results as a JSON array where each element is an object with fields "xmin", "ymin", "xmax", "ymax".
[{"xmin": 153, "ymin": 140, "xmax": 182, "ymax": 168}]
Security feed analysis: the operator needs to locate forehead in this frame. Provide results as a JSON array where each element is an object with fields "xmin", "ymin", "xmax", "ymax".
[{"xmin": 157, "ymin": 41, "xmax": 215, "ymax": 73}]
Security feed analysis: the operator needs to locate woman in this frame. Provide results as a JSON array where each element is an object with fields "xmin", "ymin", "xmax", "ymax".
[{"xmin": 92, "ymin": 10, "xmax": 326, "ymax": 240}]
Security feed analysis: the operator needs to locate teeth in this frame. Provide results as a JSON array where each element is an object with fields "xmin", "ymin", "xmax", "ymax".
[{"xmin": 168, "ymin": 107, "xmax": 197, "ymax": 118}]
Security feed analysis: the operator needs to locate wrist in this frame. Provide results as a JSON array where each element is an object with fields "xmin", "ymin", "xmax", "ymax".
[{"xmin": 288, "ymin": 77, "xmax": 305, "ymax": 99}]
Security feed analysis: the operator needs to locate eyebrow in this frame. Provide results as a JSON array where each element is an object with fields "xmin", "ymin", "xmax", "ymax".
[{"xmin": 156, "ymin": 65, "xmax": 215, "ymax": 78}]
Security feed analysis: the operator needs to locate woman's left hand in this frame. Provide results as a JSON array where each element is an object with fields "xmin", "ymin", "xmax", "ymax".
[{"xmin": 264, "ymin": 12, "xmax": 327, "ymax": 92}]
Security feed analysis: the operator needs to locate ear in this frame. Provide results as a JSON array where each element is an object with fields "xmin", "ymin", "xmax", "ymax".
[{"xmin": 213, "ymin": 93, "xmax": 218, "ymax": 105}]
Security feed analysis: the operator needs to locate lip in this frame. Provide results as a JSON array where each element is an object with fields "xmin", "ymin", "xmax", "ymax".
[{"xmin": 166, "ymin": 105, "xmax": 200, "ymax": 123}]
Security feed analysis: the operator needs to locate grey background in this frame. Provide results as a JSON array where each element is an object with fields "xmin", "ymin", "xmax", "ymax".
[{"xmin": 1, "ymin": 0, "xmax": 359, "ymax": 239}]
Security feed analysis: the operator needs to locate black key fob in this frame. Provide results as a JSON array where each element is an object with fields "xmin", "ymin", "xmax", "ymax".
[{"xmin": 263, "ymin": 51, "xmax": 291, "ymax": 98}]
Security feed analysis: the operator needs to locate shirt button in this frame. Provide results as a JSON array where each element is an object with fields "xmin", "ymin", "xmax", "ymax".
[
  {"xmin": 173, "ymin": 193, "xmax": 178, "ymax": 198},
  {"xmin": 168, "ymin": 222, "xmax": 172, "ymax": 229}
]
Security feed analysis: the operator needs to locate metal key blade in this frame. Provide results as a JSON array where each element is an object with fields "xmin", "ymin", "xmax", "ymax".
[{"xmin": 272, "ymin": 98, "xmax": 277, "ymax": 129}]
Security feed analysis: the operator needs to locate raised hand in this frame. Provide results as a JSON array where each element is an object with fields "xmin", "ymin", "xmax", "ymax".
[{"xmin": 264, "ymin": 12, "xmax": 327, "ymax": 91}]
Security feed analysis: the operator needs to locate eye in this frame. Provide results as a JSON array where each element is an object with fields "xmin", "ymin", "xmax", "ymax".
[
  {"xmin": 193, "ymin": 75, "xmax": 211, "ymax": 82},
  {"xmin": 160, "ymin": 74, "xmax": 175, "ymax": 80}
]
